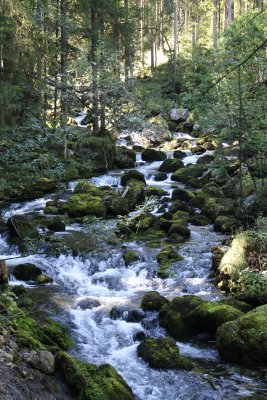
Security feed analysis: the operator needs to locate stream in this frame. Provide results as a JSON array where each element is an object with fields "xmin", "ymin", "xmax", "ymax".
[{"xmin": 1, "ymin": 126, "xmax": 266, "ymax": 399}]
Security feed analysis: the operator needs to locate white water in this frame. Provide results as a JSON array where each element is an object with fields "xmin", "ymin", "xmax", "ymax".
[{"xmin": 0, "ymin": 131, "xmax": 265, "ymax": 399}]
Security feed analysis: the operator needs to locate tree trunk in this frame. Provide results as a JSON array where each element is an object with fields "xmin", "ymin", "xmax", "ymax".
[
  {"xmin": 91, "ymin": 2, "xmax": 99, "ymax": 134},
  {"xmin": 99, "ymin": 16, "xmax": 106, "ymax": 133},
  {"xmin": 0, "ymin": 261, "xmax": 8, "ymax": 285},
  {"xmin": 173, "ymin": 0, "xmax": 177, "ymax": 78},
  {"xmin": 60, "ymin": 0, "xmax": 68, "ymax": 131},
  {"xmin": 213, "ymin": 0, "xmax": 218, "ymax": 49},
  {"xmin": 53, "ymin": 0, "xmax": 60, "ymax": 131}
]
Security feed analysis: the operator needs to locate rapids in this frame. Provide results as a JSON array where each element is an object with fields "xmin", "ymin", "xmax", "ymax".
[{"xmin": 1, "ymin": 129, "xmax": 266, "ymax": 399}]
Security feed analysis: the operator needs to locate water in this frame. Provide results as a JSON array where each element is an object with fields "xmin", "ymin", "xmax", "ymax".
[{"xmin": 1, "ymin": 131, "xmax": 266, "ymax": 399}]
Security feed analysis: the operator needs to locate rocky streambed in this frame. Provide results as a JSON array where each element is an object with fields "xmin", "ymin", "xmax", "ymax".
[{"xmin": 0, "ymin": 126, "xmax": 266, "ymax": 399}]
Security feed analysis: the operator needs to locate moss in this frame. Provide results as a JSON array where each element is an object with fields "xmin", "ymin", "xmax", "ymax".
[
  {"xmin": 159, "ymin": 305, "xmax": 195, "ymax": 339},
  {"xmin": 7, "ymin": 215, "xmax": 40, "ymax": 240},
  {"xmin": 170, "ymin": 295, "xmax": 203, "ymax": 314},
  {"xmin": 36, "ymin": 274, "xmax": 53, "ymax": 284},
  {"xmin": 216, "ymin": 304, "xmax": 267, "ymax": 365},
  {"xmin": 141, "ymin": 291, "xmax": 169, "ymax": 311},
  {"xmin": 145, "ymin": 186, "xmax": 168, "ymax": 197},
  {"xmin": 61, "ymin": 194, "xmax": 106, "ymax": 218},
  {"xmin": 171, "ymin": 164, "xmax": 207, "ymax": 183},
  {"xmin": 159, "ymin": 159, "xmax": 184, "ymax": 173},
  {"xmin": 123, "ymin": 250, "xmax": 139, "ymax": 266},
  {"xmin": 137, "ymin": 338, "xmax": 193, "ymax": 371},
  {"xmin": 141, "ymin": 149, "xmax": 167, "ymax": 162},
  {"xmin": 189, "ymin": 215, "xmax": 210, "ymax": 226},
  {"xmin": 115, "ymin": 147, "xmax": 136, "ymax": 168},
  {"xmin": 172, "ymin": 188, "xmax": 194, "ymax": 202},
  {"xmin": 156, "ymin": 246, "xmax": 183, "ymax": 278},
  {"xmin": 121, "ymin": 170, "xmax": 146, "ymax": 186},
  {"xmin": 172, "ymin": 211, "xmax": 190, "ymax": 223},
  {"xmin": 57, "ymin": 351, "xmax": 134, "ymax": 400},
  {"xmin": 214, "ymin": 216, "xmax": 238, "ymax": 234},
  {"xmin": 74, "ymin": 181, "xmax": 102, "ymax": 196},
  {"xmin": 101, "ymin": 190, "xmax": 129, "ymax": 216},
  {"xmin": 202, "ymin": 197, "xmax": 234, "ymax": 222},
  {"xmin": 168, "ymin": 222, "xmax": 191, "ymax": 239},
  {"xmin": 170, "ymin": 200, "xmax": 191, "ymax": 213},
  {"xmin": 188, "ymin": 192, "xmax": 208, "ymax": 209},
  {"xmin": 38, "ymin": 319, "xmax": 74, "ymax": 351},
  {"xmin": 218, "ymin": 298, "xmax": 252, "ymax": 313},
  {"xmin": 124, "ymin": 179, "xmax": 145, "ymax": 210},
  {"xmin": 44, "ymin": 206, "xmax": 59, "ymax": 215}
]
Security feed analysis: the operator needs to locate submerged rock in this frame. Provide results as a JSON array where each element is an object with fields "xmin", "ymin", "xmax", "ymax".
[
  {"xmin": 141, "ymin": 291, "xmax": 169, "ymax": 311},
  {"xmin": 216, "ymin": 304, "xmax": 267, "ymax": 365},
  {"xmin": 76, "ymin": 298, "xmax": 101, "ymax": 310},
  {"xmin": 137, "ymin": 338, "xmax": 193, "ymax": 370}
]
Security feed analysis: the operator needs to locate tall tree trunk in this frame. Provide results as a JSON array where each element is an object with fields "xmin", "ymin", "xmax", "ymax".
[
  {"xmin": 226, "ymin": 0, "xmax": 233, "ymax": 25},
  {"xmin": 60, "ymin": 0, "xmax": 68, "ymax": 131},
  {"xmin": 91, "ymin": 1, "xmax": 99, "ymax": 134},
  {"xmin": 124, "ymin": 0, "xmax": 133, "ymax": 82},
  {"xmin": 140, "ymin": 0, "xmax": 144, "ymax": 67},
  {"xmin": 213, "ymin": 0, "xmax": 218, "ymax": 49},
  {"xmin": 173, "ymin": 0, "xmax": 177, "ymax": 78},
  {"xmin": 53, "ymin": 0, "xmax": 60, "ymax": 131},
  {"xmin": 99, "ymin": 16, "xmax": 106, "ymax": 133}
]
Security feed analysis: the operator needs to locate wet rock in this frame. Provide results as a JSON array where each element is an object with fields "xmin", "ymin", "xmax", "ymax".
[
  {"xmin": 172, "ymin": 188, "xmax": 194, "ymax": 202},
  {"xmin": 110, "ymin": 306, "xmax": 145, "ymax": 323},
  {"xmin": 115, "ymin": 146, "xmax": 136, "ymax": 168},
  {"xmin": 57, "ymin": 351, "xmax": 134, "ymax": 400},
  {"xmin": 28, "ymin": 350, "xmax": 55, "ymax": 374},
  {"xmin": 218, "ymin": 298, "xmax": 252, "ymax": 313},
  {"xmin": 121, "ymin": 170, "xmax": 146, "ymax": 186},
  {"xmin": 141, "ymin": 316, "xmax": 159, "ymax": 330},
  {"xmin": 123, "ymin": 250, "xmax": 140, "ymax": 266},
  {"xmin": 191, "ymin": 145, "xmax": 206, "ymax": 155},
  {"xmin": 11, "ymin": 285, "xmax": 28, "ymax": 296},
  {"xmin": 61, "ymin": 193, "xmax": 106, "ymax": 218},
  {"xmin": 101, "ymin": 188, "xmax": 129, "ymax": 216},
  {"xmin": 124, "ymin": 180, "xmax": 146, "ymax": 210},
  {"xmin": 137, "ymin": 338, "xmax": 193, "ymax": 370},
  {"xmin": 133, "ymin": 331, "xmax": 147, "ymax": 342},
  {"xmin": 13, "ymin": 263, "xmax": 42, "ymax": 281},
  {"xmin": 168, "ymin": 222, "xmax": 191, "ymax": 239},
  {"xmin": 141, "ymin": 149, "xmax": 167, "ymax": 162},
  {"xmin": 46, "ymin": 218, "xmax": 66, "ymax": 232},
  {"xmin": 216, "ymin": 304, "xmax": 267, "ymax": 365},
  {"xmin": 159, "ymin": 159, "xmax": 184, "ymax": 173},
  {"xmin": 154, "ymin": 172, "xmax": 168, "ymax": 181},
  {"xmin": 170, "ymin": 200, "xmax": 190, "ymax": 213},
  {"xmin": 132, "ymin": 145, "xmax": 144, "ymax": 152},
  {"xmin": 145, "ymin": 186, "xmax": 168, "ymax": 197},
  {"xmin": 7, "ymin": 215, "xmax": 40, "ymax": 240},
  {"xmin": 202, "ymin": 197, "xmax": 234, "ymax": 222},
  {"xmin": 197, "ymin": 154, "xmax": 215, "ymax": 164},
  {"xmin": 76, "ymin": 298, "xmax": 101, "ymax": 310},
  {"xmin": 189, "ymin": 215, "xmax": 210, "ymax": 226},
  {"xmin": 171, "ymin": 164, "xmax": 207, "ymax": 183},
  {"xmin": 36, "ymin": 274, "xmax": 53, "ymax": 284},
  {"xmin": 173, "ymin": 150, "xmax": 186, "ymax": 159},
  {"xmin": 156, "ymin": 246, "xmax": 183, "ymax": 278},
  {"xmin": 211, "ymin": 245, "xmax": 227, "ymax": 272},
  {"xmin": 141, "ymin": 291, "xmax": 169, "ymax": 311}
]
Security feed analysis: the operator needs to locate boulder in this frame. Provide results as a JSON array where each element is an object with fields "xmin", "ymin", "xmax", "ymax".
[
  {"xmin": 189, "ymin": 215, "xmax": 210, "ymax": 226},
  {"xmin": 101, "ymin": 189, "xmax": 129, "ymax": 216},
  {"xmin": 191, "ymin": 145, "xmax": 206, "ymax": 155},
  {"xmin": 171, "ymin": 164, "xmax": 207, "ymax": 183},
  {"xmin": 156, "ymin": 246, "xmax": 183, "ymax": 278},
  {"xmin": 76, "ymin": 298, "xmax": 101, "ymax": 310},
  {"xmin": 57, "ymin": 352, "xmax": 134, "ymax": 400},
  {"xmin": 173, "ymin": 150, "xmax": 186, "ymax": 159},
  {"xmin": 168, "ymin": 222, "xmax": 191, "ymax": 239},
  {"xmin": 141, "ymin": 149, "xmax": 167, "ymax": 162},
  {"xmin": 121, "ymin": 170, "xmax": 146, "ymax": 186},
  {"xmin": 28, "ymin": 350, "xmax": 55, "ymax": 374},
  {"xmin": 110, "ymin": 306, "xmax": 145, "ymax": 323},
  {"xmin": 115, "ymin": 146, "xmax": 136, "ymax": 168},
  {"xmin": 154, "ymin": 172, "xmax": 168, "ymax": 181},
  {"xmin": 172, "ymin": 188, "xmax": 194, "ymax": 202},
  {"xmin": 216, "ymin": 305, "xmax": 267, "ymax": 365},
  {"xmin": 36, "ymin": 274, "xmax": 53, "ymax": 284},
  {"xmin": 137, "ymin": 338, "xmax": 193, "ymax": 370},
  {"xmin": 124, "ymin": 180, "xmax": 145, "ymax": 210},
  {"xmin": 170, "ymin": 200, "xmax": 191, "ymax": 213},
  {"xmin": 7, "ymin": 215, "xmax": 40, "ymax": 240},
  {"xmin": 61, "ymin": 193, "xmax": 106, "ymax": 218},
  {"xmin": 145, "ymin": 186, "xmax": 168, "ymax": 197},
  {"xmin": 159, "ymin": 159, "xmax": 184, "ymax": 173},
  {"xmin": 169, "ymin": 108, "xmax": 190, "ymax": 122},
  {"xmin": 141, "ymin": 291, "xmax": 169, "ymax": 311},
  {"xmin": 214, "ymin": 216, "xmax": 238, "ymax": 234},
  {"xmin": 13, "ymin": 263, "xmax": 42, "ymax": 281},
  {"xmin": 123, "ymin": 250, "xmax": 140, "ymax": 266},
  {"xmin": 46, "ymin": 218, "xmax": 66, "ymax": 232}
]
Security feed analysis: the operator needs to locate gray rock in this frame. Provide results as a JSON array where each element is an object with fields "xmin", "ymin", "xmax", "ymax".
[
  {"xmin": 169, "ymin": 108, "xmax": 189, "ymax": 122},
  {"xmin": 76, "ymin": 298, "xmax": 101, "ymax": 310},
  {"xmin": 28, "ymin": 350, "xmax": 55, "ymax": 374}
]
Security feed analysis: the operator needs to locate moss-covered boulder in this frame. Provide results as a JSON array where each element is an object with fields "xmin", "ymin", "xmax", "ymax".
[
  {"xmin": 188, "ymin": 301, "xmax": 243, "ymax": 335},
  {"xmin": 46, "ymin": 217, "xmax": 66, "ymax": 232},
  {"xmin": 115, "ymin": 146, "xmax": 136, "ymax": 168},
  {"xmin": 36, "ymin": 274, "xmax": 53, "ymax": 284},
  {"xmin": 172, "ymin": 188, "xmax": 194, "ymax": 202},
  {"xmin": 156, "ymin": 246, "xmax": 183, "ymax": 278},
  {"xmin": 159, "ymin": 159, "xmax": 184, "ymax": 173},
  {"xmin": 189, "ymin": 215, "xmax": 210, "ymax": 226},
  {"xmin": 101, "ymin": 188, "xmax": 129, "ymax": 216},
  {"xmin": 168, "ymin": 222, "xmax": 191, "ymax": 239},
  {"xmin": 191, "ymin": 145, "xmax": 206, "ymax": 155},
  {"xmin": 145, "ymin": 186, "xmax": 168, "ymax": 197},
  {"xmin": 173, "ymin": 150, "xmax": 185, "ymax": 159},
  {"xmin": 197, "ymin": 154, "xmax": 215, "ymax": 165},
  {"xmin": 159, "ymin": 304, "xmax": 196, "ymax": 340},
  {"xmin": 57, "ymin": 351, "xmax": 134, "ymax": 400},
  {"xmin": 214, "ymin": 216, "xmax": 238, "ymax": 234},
  {"xmin": 218, "ymin": 298, "xmax": 252, "ymax": 313},
  {"xmin": 121, "ymin": 170, "xmax": 146, "ymax": 186},
  {"xmin": 154, "ymin": 172, "xmax": 168, "ymax": 181},
  {"xmin": 7, "ymin": 215, "xmax": 40, "ymax": 240},
  {"xmin": 188, "ymin": 192, "xmax": 208, "ymax": 209},
  {"xmin": 141, "ymin": 149, "xmax": 167, "ymax": 162},
  {"xmin": 141, "ymin": 291, "xmax": 169, "ymax": 311},
  {"xmin": 137, "ymin": 338, "xmax": 193, "ymax": 370},
  {"xmin": 74, "ymin": 181, "xmax": 102, "ymax": 195},
  {"xmin": 216, "ymin": 305, "xmax": 267, "ymax": 365},
  {"xmin": 124, "ymin": 180, "xmax": 146, "ymax": 210},
  {"xmin": 123, "ymin": 250, "xmax": 140, "ymax": 266},
  {"xmin": 13, "ymin": 263, "xmax": 42, "ymax": 281},
  {"xmin": 171, "ymin": 164, "xmax": 207, "ymax": 183},
  {"xmin": 170, "ymin": 200, "xmax": 190, "ymax": 213},
  {"xmin": 202, "ymin": 197, "xmax": 234, "ymax": 222},
  {"xmin": 61, "ymin": 193, "xmax": 106, "ymax": 218}
]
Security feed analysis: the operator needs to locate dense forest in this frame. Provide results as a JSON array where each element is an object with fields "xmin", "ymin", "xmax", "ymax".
[{"xmin": 0, "ymin": 1, "xmax": 266, "ymax": 399}]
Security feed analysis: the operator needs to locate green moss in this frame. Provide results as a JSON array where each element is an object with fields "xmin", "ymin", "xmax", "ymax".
[
  {"xmin": 145, "ymin": 186, "xmax": 168, "ymax": 197},
  {"xmin": 171, "ymin": 164, "xmax": 207, "ymax": 183},
  {"xmin": 159, "ymin": 159, "xmax": 184, "ymax": 173},
  {"xmin": 115, "ymin": 147, "xmax": 136, "ymax": 169},
  {"xmin": 141, "ymin": 291, "xmax": 169, "ymax": 311},
  {"xmin": 57, "ymin": 351, "xmax": 134, "ymax": 400},
  {"xmin": 38, "ymin": 319, "xmax": 74, "ymax": 351},
  {"xmin": 101, "ymin": 190, "xmax": 129, "ymax": 216},
  {"xmin": 74, "ymin": 181, "xmax": 102, "ymax": 196},
  {"xmin": 159, "ymin": 305, "xmax": 195, "ymax": 340},
  {"xmin": 61, "ymin": 194, "xmax": 106, "ymax": 218},
  {"xmin": 216, "ymin": 304, "xmax": 267, "ymax": 365},
  {"xmin": 124, "ymin": 179, "xmax": 145, "ymax": 210},
  {"xmin": 214, "ymin": 216, "xmax": 238, "ymax": 234},
  {"xmin": 168, "ymin": 222, "xmax": 191, "ymax": 239},
  {"xmin": 156, "ymin": 246, "xmax": 183, "ymax": 278},
  {"xmin": 137, "ymin": 338, "xmax": 193, "ymax": 370},
  {"xmin": 36, "ymin": 274, "xmax": 53, "ymax": 284},
  {"xmin": 123, "ymin": 250, "xmax": 139, "ymax": 266},
  {"xmin": 218, "ymin": 298, "xmax": 252, "ymax": 313}
]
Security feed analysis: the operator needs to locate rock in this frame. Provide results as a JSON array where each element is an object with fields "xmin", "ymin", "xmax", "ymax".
[
  {"xmin": 159, "ymin": 159, "xmax": 184, "ymax": 173},
  {"xmin": 141, "ymin": 149, "xmax": 167, "ymax": 162},
  {"xmin": 124, "ymin": 180, "xmax": 145, "ymax": 210},
  {"xmin": 173, "ymin": 150, "xmax": 186, "ymax": 159},
  {"xmin": 218, "ymin": 298, "xmax": 252, "ymax": 313},
  {"xmin": 61, "ymin": 193, "xmax": 106, "ymax": 218},
  {"xmin": 110, "ymin": 306, "xmax": 145, "ymax": 323},
  {"xmin": 7, "ymin": 215, "xmax": 40, "ymax": 240},
  {"xmin": 197, "ymin": 154, "xmax": 215, "ymax": 164},
  {"xmin": 202, "ymin": 197, "xmax": 234, "ymax": 222},
  {"xmin": 222, "ymin": 176, "xmax": 253, "ymax": 199},
  {"xmin": 74, "ymin": 181, "xmax": 102, "ymax": 195},
  {"xmin": 156, "ymin": 246, "xmax": 183, "ymax": 278},
  {"xmin": 189, "ymin": 215, "xmax": 210, "ymax": 226},
  {"xmin": 76, "ymin": 298, "xmax": 101, "ymax": 310},
  {"xmin": 216, "ymin": 304, "xmax": 267, "ymax": 365},
  {"xmin": 214, "ymin": 216, "xmax": 238, "ymax": 234},
  {"xmin": 137, "ymin": 338, "xmax": 193, "ymax": 370},
  {"xmin": 188, "ymin": 192, "xmax": 208, "ymax": 209},
  {"xmin": 171, "ymin": 164, "xmax": 207, "ymax": 183},
  {"xmin": 132, "ymin": 145, "xmax": 144, "ymax": 152},
  {"xmin": 57, "ymin": 351, "xmax": 134, "ymax": 400},
  {"xmin": 36, "ymin": 274, "xmax": 53, "ymax": 284},
  {"xmin": 141, "ymin": 291, "xmax": 169, "ymax": 311},
  {"xmin": 168, "ymin": 223, "xmax": 191, "ymax": 239},
  {"xmin": 28, "ymin": 350, "xmax": 55, "ymax": 374},
  {"xmin": 123, "ymin": 250, "xmax": 140, "ymax": 266},
  {"xmin": 170, "ymin": 200, "xmax": 190, "ymax": 213},
  {"xmin": 46, "ymin": 218, "xmax": 66, "ymax": 232},
  {"xmin": 145, "ymin": 186, "xmax": 168, "ymax": 197},
  {"xmin": 133, "ymin": 331, "xmax": 146, "ymax": 342},
  {"xmin": 191, "ymin": 145, "xmax": 206, "ymax": 155},
  {"xmin": 101, "ymin": 189, "xmax": 129, "ymax": 216},
  {"xmin": 172, "ymin": 188, "xmax": 194, "ymax": 202},
  {"xmin": 154, "ymin": 172, "xmax": 168, "ymax": 181},
  {"xmin": 115, "ymin": 146, "xmax": 136, "ymax": 168},
  {"xmin": 121, "ymin": 170, "xmax": 146, "ymax": 186},
  {"xmin": 13, "ymin": 263, "xmax": 42, "ymax": 281},
  {"xmin": 11, "ymin": 285, "xmax": 28, "ymax": 296},
  {"xmin": 169, "ymin": 108, "xmax": 190, "ymax": 122}
]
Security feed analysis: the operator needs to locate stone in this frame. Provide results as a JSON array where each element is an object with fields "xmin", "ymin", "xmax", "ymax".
[
  {"xmin": 141, "ymin": 148, "xmax": 167, "ymax": 162},
  {"xmin": 159, "ymin": 159, "xmax": 184, "ymax": 173},
  {"xmin": 141, "ymin": 291, "xmax": 169, "ymax": 311},
  {"xmin": 191, "ymin": 145, "xmax": 206, "ymax": 155},
  {"xmin": 169, "ymin": 108, "xmax": 190, "ymax": 122},
  {"xmin": 13, "ymin": 263, "xmax": 42, "ymax": 281},
  {"xmin": 121, "ymin": 170, "xmax": 146, "ymax": 186},
  {"xmin": 154, "ymin": 172, "xmax": 168, "ymax": 181},
  {"xmin": 115, "ymin": 146, "xmax": 136, "ymax": 168},
  {"xmin": 28, "ymin": 350, "xmax": 55, "ymax": 374},
  {"xmin": 36, "ymin": 274, "xmax": 53, "ymax": 284},
  {"xmin": 76, "ymin": 298, "xmax": 101, "ymax": 310},
  {"xmin": 172, "ymin": 188, "xmax": 194, "ymax": 202}
]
